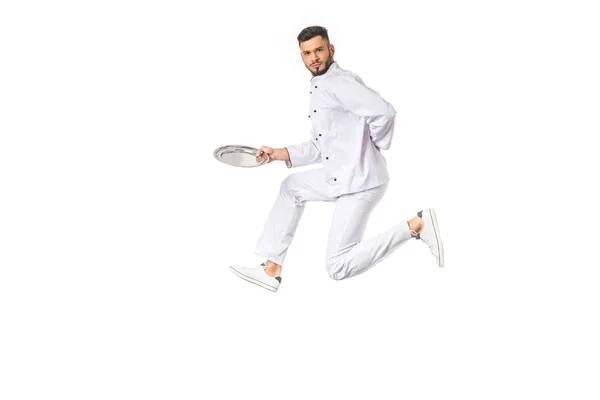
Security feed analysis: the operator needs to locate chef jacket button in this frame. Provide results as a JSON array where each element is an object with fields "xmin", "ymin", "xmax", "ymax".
[
  {"xmin": 326, "ymin": 157, "xmax": 329, "ymax": 160},
  {"xmin": 310, "ymin": 91, "xmax": 312, "ymax": 94},
  {"xmin": 319, "ymin": 134, "xmax": 322, "ymax": 136},
  {"xmin": 313, "ymin": 109, "xmax": 316, "ymax": 112},
  {"xmin": 334, "ymin": 178, "xmax": 337, "ymax": 182},
  {"xmin": 308, "ymin": 115, "xmax": 311, "ymax": 118},
  {"xmin": 315, "ymin": 86, "xmax": 318, "ymax": 88},
  {"xmin": 316, "ymin": 137, "xmax": 318, "ymax": 141}
]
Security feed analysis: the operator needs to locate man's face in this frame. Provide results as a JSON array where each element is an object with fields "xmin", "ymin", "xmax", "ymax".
[{"xmin": 299, "ymin": 36, "xmax": 335, "ymax": 77}]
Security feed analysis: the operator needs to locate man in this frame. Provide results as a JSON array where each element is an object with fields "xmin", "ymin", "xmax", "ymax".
[{"xmin": 230, "ymin": 26, "xmax": 444, "ymax": 292}]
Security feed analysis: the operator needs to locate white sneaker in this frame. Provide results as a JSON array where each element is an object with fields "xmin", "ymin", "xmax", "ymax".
[
  {"xmin": 230, "ymin": 262, "xmax": 281, "ymax": 292},
  {"xmin": 415, "ymin": 209, "xmax": 444, "ymax": 267}
]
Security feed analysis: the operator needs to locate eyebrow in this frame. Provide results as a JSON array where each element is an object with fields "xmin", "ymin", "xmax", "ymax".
[{"xmin": 303, "ymin": 46, "xmax": 325, "ymax": 53}]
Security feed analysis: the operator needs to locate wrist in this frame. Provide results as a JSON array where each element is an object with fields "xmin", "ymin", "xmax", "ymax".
[
  {"xmin": 271, "ymin": 148, "xmax": 280, "ymax": 161},
  {"xmin": 275, "ymin": 148, "xmax": 289, "ymax": 162}
]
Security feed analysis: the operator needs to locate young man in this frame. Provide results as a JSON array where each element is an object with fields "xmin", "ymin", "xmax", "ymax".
[{"xmin": 230, "ymin": 26, "xmax": 444, "ymax": 292}]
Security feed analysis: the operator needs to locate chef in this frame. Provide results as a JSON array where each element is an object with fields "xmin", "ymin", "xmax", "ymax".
[{"xmin": 230, "ymin": 26, "xmax": 444, "ymax": 292}]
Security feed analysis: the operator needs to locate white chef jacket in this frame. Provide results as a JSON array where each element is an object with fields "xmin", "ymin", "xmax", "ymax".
[{"xmin": 285, "ymin": 61, "xmax": 396, "ymax": 197}]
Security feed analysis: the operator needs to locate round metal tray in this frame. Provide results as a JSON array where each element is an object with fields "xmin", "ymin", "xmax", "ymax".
[{"xmin": 213, "ymin": 145, "xmax": 270, "ymax": 168}]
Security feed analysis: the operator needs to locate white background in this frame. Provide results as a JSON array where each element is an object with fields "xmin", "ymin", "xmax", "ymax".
[{"xmin": 1, "ymin": 0, "xmax": 599, "ymax": 398}]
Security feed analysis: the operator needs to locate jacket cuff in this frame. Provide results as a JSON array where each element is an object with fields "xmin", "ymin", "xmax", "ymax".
[{"xmin": 284, "ymin": 148, "xmax": 292, "ymax": 168}]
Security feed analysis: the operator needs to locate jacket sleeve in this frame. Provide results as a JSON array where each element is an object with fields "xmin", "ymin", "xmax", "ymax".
[
  {"xmin": 331, "ymin": 74, "xmax": 397, "ymax": 150},
  {"xmin": 284, "ymin": 138, "xmax": 322, "ymax": 168}
]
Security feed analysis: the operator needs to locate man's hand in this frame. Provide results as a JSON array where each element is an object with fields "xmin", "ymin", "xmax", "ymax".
[
  {"xmin": 256, "ymin": 145, "xmax": 275, "ymax": 163},
  {"xmin": 256, "ymin": 146, "xmax": 291, "ymax": 163}
]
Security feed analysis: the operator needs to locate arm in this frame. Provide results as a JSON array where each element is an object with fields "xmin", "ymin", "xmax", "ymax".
[
  {"xmin": 331, "ymin": 74, "xmax": 396, "ymax": 150},
  {"xmin": 284, "ymin": 139, "xmax": 322, "ymax": 168},
  {"xmin": 256, "ymin": 139, "xmax": 321, "ymax": 168}
]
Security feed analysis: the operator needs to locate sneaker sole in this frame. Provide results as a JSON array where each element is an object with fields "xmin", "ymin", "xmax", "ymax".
[
  {"xmin": 229, "ymin": 266, "xmax": 279, "ymax": 292},
  {"xmin": 419, "ymin": 209, "xmax": 445, "ymax": 267},
  {"xmin": 428, "ymin": 208, "xmax": 444, "ymax": 267}
]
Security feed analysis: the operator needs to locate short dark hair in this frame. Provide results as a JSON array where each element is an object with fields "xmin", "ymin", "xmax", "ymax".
[{"xmin": 297, "ymin": 26, "xmax": 330, "ymax": 45}]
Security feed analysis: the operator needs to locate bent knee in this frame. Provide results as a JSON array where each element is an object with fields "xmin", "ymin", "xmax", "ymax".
[
  {"xmin": 329, "ymin": 273, "xmax": 347, "ymax": 281},
  {"xmin": 281, "ymin": 171, "xmax": 302, "ymax": 186},
  {"xmin": 280, "ymin": 174, "xmax": 306, "ymax": 205},
  {"xmin": 326, "ymin": 259, "xmax": 348, "ymax": 281},
  {"xmin": 280, "ymin": 174, "xmax": 299, "ymax": 195}
]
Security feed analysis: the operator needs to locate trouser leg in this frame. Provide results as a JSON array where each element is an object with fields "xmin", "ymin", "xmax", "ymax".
[
  {"xmin": 325, "ymin": 182, "xmax": 412, "ymax": 280},
  {"xmin": 254, "ymin": 169, "xmax": 333, "ymax": 265}
]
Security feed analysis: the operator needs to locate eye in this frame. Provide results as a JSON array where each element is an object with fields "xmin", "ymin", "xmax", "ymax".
[{"xmin": 317, "ymin": 48, "xmax": 323, "ymax": 52}]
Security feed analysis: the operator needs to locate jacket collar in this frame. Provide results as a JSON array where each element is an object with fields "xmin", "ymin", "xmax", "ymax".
[{"xmin": 311, "ymin": 61, "xmax": 339, "ymax": 82}]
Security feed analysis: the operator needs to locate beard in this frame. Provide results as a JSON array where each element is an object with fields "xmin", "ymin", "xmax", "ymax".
[{"xmin": 307, "ymin": 54, "xmax": 333, "ymax": 77}]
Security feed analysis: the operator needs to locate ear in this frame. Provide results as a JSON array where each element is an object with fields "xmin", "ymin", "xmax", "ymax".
[{"xmin": 329, "ymin": 44, "xmax": 335, "ymax": 57}]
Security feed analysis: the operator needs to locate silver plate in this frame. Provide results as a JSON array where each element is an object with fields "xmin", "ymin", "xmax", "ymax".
[{"xmin": 213, "ymin": 145, "xmax": 270, "ymax": 168}]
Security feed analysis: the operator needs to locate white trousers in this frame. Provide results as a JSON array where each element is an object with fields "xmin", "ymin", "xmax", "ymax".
[{"xmin": 254, "ymin": 169, "xmax": 412, "ymax": 280}]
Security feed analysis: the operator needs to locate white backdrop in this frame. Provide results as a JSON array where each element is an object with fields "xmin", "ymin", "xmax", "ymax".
[{"xmin": 1, "ymin": 0, "xmax": 599, "ymax": 399}]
